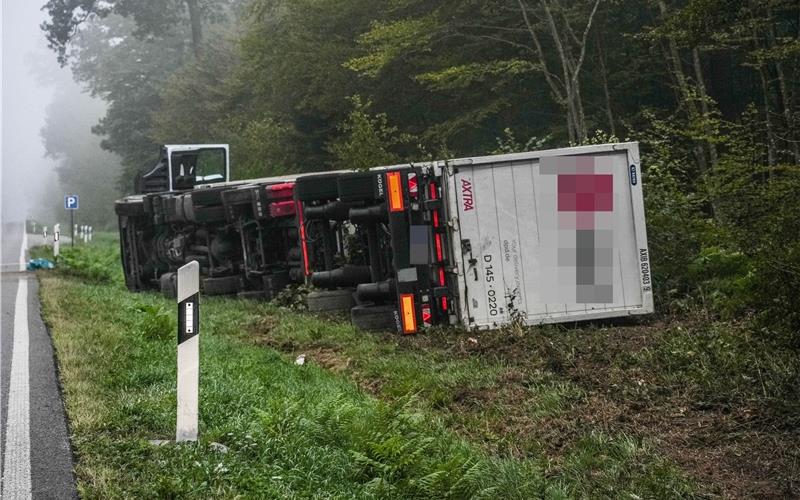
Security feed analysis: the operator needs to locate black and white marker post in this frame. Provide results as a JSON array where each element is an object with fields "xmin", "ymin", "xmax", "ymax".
[
  {"xmin": 176, "ymin": 261, "xmax": 200, "ymax": 442},
  {"xmin": 53, "ymin": 224, "xmax": 60, "ymax": 258}
]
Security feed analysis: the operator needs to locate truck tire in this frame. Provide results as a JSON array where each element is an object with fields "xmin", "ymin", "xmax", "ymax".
[
  {"xmin": 338, "ymin": 173, "xmax": 377, "ymax": 202},
  {"xmin": 160, "ymin": 272, "xmax": 177, "ymax": 298},
  {"xmin": 116, "ymin": 200, "xmax": 145, "ymax": 216},
  {"xmin": 295, "ymin": 174, "xmax": 340, "ymax": 201},
  {"xmin": 307, "ymin": 289, "xmax": 354, "ymax": 312},
  {"xmin": 350, "ymin": 305, "xmax": 397, "ymax": 332},
  {"xmin": 203, "ymin": 276, "xmax": 240, "ymax": 295}
]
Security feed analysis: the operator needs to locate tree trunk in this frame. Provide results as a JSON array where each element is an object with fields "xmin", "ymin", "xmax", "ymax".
[
  {"xmin": 692, "ymin": 47, "xmax": 718, "ymax": 167},
  {"xmin": 759, "ymin": 66, "xmax": 777, "ymax": 170},
  {"xmin": 596, "ymin": 32, "xmax": 616, "ymax": 136},
  {"xmin": 185, "ymin": 0, "xmax": 203, "ymax": 59},
  {"xmin": 749, "ymin": 6, "xmax": 777, "ymax": 169},
  {"xmin": 766, "ymin": 5, "xmax": 800, "ymax": 162},
  {"xmin": 658, "ymin": 1, "xmax": 696, "ymax": 117},
  {"xmin": 574, "ymin": 80, "xmax": 588, "ymax": 142},
  {"xmin": 658, "ymin": 0, "xmax": 706, "ymax": 171}
]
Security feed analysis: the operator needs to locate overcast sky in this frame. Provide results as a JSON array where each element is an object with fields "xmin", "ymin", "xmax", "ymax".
[{"xmin": 2, "ymin": 0, "xmax": 70, "ymax": 223}]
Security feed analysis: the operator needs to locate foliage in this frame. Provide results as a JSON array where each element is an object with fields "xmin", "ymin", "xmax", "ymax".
[
  {"xmin": 327, "ymin": 96, "xmax": 412, "ymax": 171},
  {"xmin": 270, "ymin": 284, "xmax": 311, "ymax": 311},
  {"xmin": 56, "ymin": 235, "xmax": 122, "ymax": 284},
  {"xmin": 41, "ymin": 0, "xmax": 222, "ymax": 64},
  {"xmin": 131, "ymin": 304, "xmax": 175, "ymax": 341},
  {"xmin": 491, "ymin": 128, "xmax": 549, "ymax": 155},
  {"xmin": 711, "ymin": 163, "xmax": 800, "ymax": 342},
  {"xmin": 42, "ymin": 0, "xmax": 800, "ymax": 338}
]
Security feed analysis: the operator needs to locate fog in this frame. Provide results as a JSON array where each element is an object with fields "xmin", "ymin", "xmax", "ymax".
[{"xmin": 1, "ymin": 1, "xmax": 111, "ymax": 226}]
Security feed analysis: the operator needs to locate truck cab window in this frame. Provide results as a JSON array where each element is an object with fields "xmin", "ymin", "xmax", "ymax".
[{"xmin": 170, "ymin": 148, "xmax": 227, "ymax": 190}]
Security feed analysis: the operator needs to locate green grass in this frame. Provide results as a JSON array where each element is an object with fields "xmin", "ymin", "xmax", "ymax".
[
  {"xmin": 36, "ymin": 236, "xmax": 799, "ymax": 497},
  {"xmin": 44, "ymin": 275, "xmax": 562, "ymax": 498}
]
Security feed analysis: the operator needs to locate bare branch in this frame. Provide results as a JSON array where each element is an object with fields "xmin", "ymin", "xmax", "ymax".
[
  {"xmin": 516, "ymin": 0, "xmax": 566, "ymax": 100},
  {"xmin": 572, "ymin": 0, "xmax": 602, "ymax": 85}
]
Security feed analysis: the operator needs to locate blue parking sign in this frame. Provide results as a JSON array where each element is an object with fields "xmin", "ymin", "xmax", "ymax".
[{"xmin": 65, "ymin": 195, "xmax": 79, "ymax": 210}]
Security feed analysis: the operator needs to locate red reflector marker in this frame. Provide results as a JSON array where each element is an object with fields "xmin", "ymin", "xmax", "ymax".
[
  {"xmin": 266, "ymin": 182, "xmax": 295, "ymax": 200},
  {"xmin": 408, "ymin": 173, "xmax": 419, "ymax": 197},
  {"xmin": 422, "ymin": 304, "xmax": 432, "ymax": 327},
  {"xmin": 269, "ymin": 200, "xmax": 296, "ymax": 218}
]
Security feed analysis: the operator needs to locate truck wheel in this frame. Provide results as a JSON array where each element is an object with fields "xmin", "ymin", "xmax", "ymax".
[
  {"xmin": 115, "ymin": 200, "xmax": 145, "ymax": 216},
  {"xmin": 295, "ymin": 174, "xmax": 340, "ymax": 201},
  {"xmin": 307, "ymin": 289, "xmax": 354, "ymax": 312},
  {"xmin": 203, "ymin": 276, "xmax": 240, "ymax": 295},
  {"xmin": 350, "ymin": 305, "xmax": 397, "ymax": 332},
  {"xmin": 338, "ymin": 173, "xmax": 376, "ymax": 202},
  {"xmin": 159, "ymin": 272, "xmax": 177, "ymax": 298}
]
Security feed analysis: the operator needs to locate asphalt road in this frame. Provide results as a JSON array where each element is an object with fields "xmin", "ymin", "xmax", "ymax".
[{"xmin": 1, "ymin": 222, "xmax": 77, "ymax": 499}]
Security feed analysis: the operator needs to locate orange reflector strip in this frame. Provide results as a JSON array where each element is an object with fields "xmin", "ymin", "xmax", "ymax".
[
  {"xmin": 387, "ymin": 172, "xmax": 404, "ymax": 212},
  {"xmin": 399, "ymin": 293, "xmax": 417, "ymax": 334},
  {"xmin": 296, "ymin": 201, "xmax": 311, "ymax": 276}
]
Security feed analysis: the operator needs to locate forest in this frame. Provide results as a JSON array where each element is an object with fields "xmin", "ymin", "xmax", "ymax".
[{"xmin": 40, "ymin": 0, "xmax": 800, "ymax": 338}]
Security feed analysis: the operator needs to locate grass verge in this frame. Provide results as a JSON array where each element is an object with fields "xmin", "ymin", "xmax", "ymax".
[{"xmin": 37, "ymin": 236, "xmax": 798, "ymax": 497}]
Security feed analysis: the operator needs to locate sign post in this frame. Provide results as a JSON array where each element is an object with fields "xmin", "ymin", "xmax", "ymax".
[
  {"xmin": 176, "ymin": 261, "xmax": 200, "ymax": 442},
  {"xmin": 65, "ymin": 195, "xmax": 79, "ymax": 248},
  {"xmin": 54, "ymin": 224, "xmax": 60, "ymax": 257}
]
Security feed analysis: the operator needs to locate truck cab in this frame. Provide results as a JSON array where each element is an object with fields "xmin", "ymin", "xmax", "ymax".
[
  {"xmin": 138, "ymin": 144, "xmax": 230, "ymax": 193},
  {"xmin": 116, "ymin": 144, "xmax": 306, "ymax": 298}
]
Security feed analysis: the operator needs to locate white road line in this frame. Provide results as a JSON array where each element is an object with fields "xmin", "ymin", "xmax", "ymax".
[{"xmin": 2, "ymin": 232, "xmax": 32, "ymax": 499}]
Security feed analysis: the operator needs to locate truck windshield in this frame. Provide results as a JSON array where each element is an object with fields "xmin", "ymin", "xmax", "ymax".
[{"xmin": 171, "ymin": 148, "xmax": 227, "ymax": 189}]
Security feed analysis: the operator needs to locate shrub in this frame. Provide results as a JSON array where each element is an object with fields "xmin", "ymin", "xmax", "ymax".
[
  {"xmin": 58, "ymin": 242, "xmax": 121, "ymax": 284},
  {"xmin": 131, "ymin": 303, "xmax": 175, "ymax": 341}
]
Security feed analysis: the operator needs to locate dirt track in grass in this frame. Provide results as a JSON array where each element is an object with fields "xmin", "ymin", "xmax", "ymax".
[{"xmin": 250, "ymin": 314, "xmax": 800, "ymax": 498}]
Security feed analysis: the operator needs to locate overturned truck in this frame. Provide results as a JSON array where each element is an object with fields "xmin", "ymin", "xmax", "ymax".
[{"xmin": 116, "ymin": 142, "xmax": 654, "ymax": 333}]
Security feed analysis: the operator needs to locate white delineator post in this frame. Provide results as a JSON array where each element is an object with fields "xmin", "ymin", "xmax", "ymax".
[
  {"xmin": 176, "ymin": 261, "xmax": 200, "ymax": 442},
  {"xmin": 53, "ymin": 224, "xmax": 60, "ymax": 258}
]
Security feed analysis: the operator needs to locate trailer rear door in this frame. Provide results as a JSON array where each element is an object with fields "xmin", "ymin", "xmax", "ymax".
[{"xmin": 444, "ymin": 143, "xmax": 653, "ymax": 329}]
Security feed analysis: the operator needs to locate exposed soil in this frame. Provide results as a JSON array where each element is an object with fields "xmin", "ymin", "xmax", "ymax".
[{"xmin": 247, "ymin": 316, "xmax": 799, "ymax": 498}]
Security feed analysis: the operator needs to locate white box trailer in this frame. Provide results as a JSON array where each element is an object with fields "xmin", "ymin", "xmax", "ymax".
[
  {"xmin": 441, "ymin": 142, "xmax": 653, "ymax": 329},
  {"xmin": 298, "ymin": 142, "xmax": 654, "ymax": 333}
]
